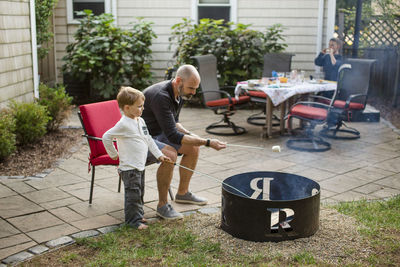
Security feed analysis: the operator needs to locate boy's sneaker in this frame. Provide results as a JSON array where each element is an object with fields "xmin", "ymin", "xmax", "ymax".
[
  {"xmin": 175, "ymin": 192, "xmax": 208, "ymax": 205},
  {"xmin": 156, "ymin": 204, "xmax": 183, "ymax": 220}
]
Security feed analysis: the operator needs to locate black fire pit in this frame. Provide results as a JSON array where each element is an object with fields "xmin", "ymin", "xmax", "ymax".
[{"xmin": 221, "ymin": 171, "xmax": 320, "ymax": 242}]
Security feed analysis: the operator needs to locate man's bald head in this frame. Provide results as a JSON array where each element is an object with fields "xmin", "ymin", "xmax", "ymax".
[{"xmin": 175, "ymin": 65, "xmax": 200, "ymax": 83}]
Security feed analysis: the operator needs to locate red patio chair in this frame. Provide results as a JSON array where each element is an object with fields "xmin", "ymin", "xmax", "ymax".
[
  {"xmin": 319, "ymin": 58, "xmax": 376, "ymax": 139},
  {"xmin": 79, "ymin": 100, "xmax": 174, "ymax": 204},
  {"xmin": 193, "ymin": 54, "xmax": 250, "ymax": 136},
  {"xmin": 78, "ymin": 100, "xmax": 121, "ymax": 204},
  {"xmin": 285, "ymin": 64, "xmax": 352, "ymax": 152},
  {"xmin": 247, "ymin": 53, "xmax": 295, "ymax": 126}
]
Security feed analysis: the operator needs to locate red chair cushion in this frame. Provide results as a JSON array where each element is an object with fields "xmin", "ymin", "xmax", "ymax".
[
  {"xmin": 91, "ymin": 154, "xmax": 119, "ymax": 166},
  {"xmin": 79, "ymin": 100, "xmax": 121, "ymax": 163},
  {"xmin": 206, "ymin": 96, "xmax": 250, "ymax": 107},
  {"xmin": 291, "ymin": 104, "xmax": 328, "ymax": 120},
  {"xmin": 248, "ymin": 91, "xmax": 267, "ymax": 98},
  {"xmin": 333, "ymin": 100, "xmax": 364, "ymax": 110}
]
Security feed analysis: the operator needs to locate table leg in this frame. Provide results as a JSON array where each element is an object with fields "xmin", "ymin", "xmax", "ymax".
[
  {"xmin": 288, "ymin": 97, "xmax": 294, "ymax": 131},
  {"xmin": 263, "ymin": 97, "xmax": 273, "ymax": 138},
  {"xmin": 280, "ymin": 100, "xmax": 286, "ymax": 135}
]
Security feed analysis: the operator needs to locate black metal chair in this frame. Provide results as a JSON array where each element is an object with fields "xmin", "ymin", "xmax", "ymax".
[
  {"xmin": 319, "ymin": 58, "xmax": 376, "ymax": 140},
  {"xmin": 193, "ymin": 54, "xmax": 250, "ymax": 136},
  {"xmin": 247, "ymin": 53, "xmax": 295, "ymax": 126},
  {"xmin": 286, "ymin": 64, "xmax": 352, "ymax": 152}
]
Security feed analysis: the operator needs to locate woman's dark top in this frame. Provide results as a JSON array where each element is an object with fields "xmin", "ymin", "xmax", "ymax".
[
  {"xmin": 314, "ymin": 53, "xmax": 343, "ymax": 81},
  {"xmin": 142, "ymin": 80, "xmax": 184, "ymax": 145}
]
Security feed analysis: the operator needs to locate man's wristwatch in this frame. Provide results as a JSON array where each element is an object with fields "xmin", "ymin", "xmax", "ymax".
[{"xmin": 205, "ymin": 139, "xmax": 210, "ymax": 147}]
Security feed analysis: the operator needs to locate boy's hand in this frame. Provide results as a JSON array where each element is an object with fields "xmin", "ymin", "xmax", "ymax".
[
  {"xmin": 158, "ymin": 155, "xmax": 173, "ymax": 163},
  {"xmin": 111, "ymin": 155, "xmax": 118, "ymax": 160}
]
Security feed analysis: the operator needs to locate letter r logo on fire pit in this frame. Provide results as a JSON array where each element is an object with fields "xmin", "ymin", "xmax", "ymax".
[{"xmin": 249, "ymin": 177, "xmax": 274, "ymax": 200}]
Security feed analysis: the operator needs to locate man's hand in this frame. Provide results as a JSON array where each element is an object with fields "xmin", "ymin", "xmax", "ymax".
[
  {"xmin": 158, "ymin": 155, "xmax": 173, "ymax": 163},
  {"xmin": 111, "ymin": 155, "xmax": 118, "ymax": 160},
  {"xmin": 209, "ymin": 139, "xmax": 227, "ymax": 151}
]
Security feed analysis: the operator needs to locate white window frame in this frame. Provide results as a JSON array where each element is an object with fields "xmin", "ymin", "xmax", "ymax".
[
  {"xmin": 67, "ymin": 0, "xmax": 111, "ymax": 24},
  {"xmin": 191, "ymin": 0, "xmax": 237, "ymax": 24}
]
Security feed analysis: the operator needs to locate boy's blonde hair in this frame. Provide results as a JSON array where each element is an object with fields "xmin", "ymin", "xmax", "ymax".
[{"xmin": 116, "ymin": 86, "xmax": 145, "ymax": 109}]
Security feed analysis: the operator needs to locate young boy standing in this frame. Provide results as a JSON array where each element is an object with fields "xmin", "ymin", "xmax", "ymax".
[{"xmin": 103, "ymin": 87, "xmax": 171, "ymax": 229}]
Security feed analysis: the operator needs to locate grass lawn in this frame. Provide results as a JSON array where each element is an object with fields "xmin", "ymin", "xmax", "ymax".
[{"xmin": 20, "ymin": 195, "xmax": 400, "ymax": 266}]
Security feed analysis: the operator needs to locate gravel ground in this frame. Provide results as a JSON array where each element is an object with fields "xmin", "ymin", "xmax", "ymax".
[{"xmin": 186, "ymin": 207, "xmax": 371, "ymax": 265}]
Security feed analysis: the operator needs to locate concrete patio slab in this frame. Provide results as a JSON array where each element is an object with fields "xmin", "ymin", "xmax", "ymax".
[
  {"xmin": 0, "ymin": 195, "xmax": 44, "ymax": 219},
  {"xmin": 7, "ymin": 211, "xmax": 64, "ymax": 233},
  {"xmin": 1, "ymin": 107, "xmax": 399, "ymax": 263},
  {"xmin": 0, "ymin": 220, "xmax": 20, "ymax": 239}
]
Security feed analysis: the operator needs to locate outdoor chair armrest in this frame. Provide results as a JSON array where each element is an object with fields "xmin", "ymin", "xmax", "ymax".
[
  {"xmin": 309, "ymin": 94, "xmax": 332, "ymax": 102},
  {"xmin": 82, "ymin": 134, "xmax": 102, "ymax": 141},
  {"xmin": 345, "ymin": 94, "xmax": 367, "ymax": 109}
]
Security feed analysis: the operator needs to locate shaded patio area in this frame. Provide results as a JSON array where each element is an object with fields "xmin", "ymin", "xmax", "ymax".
[{"xmin": 1, "ymin": 106, "xmax": 400, "ymax": 263}]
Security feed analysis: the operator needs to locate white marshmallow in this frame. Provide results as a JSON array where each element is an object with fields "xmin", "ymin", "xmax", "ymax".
[{"xmin": 272, "ymin": 145, "xmax": 281, "ymax": 152}]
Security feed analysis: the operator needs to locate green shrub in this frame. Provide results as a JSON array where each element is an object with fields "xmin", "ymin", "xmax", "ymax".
[
  {"xmin": 37, "ymin": 83, "xmax": 73, "ymax": 131},
  {"xmin": 9, "ymin": 101, "xmax": 50, "ymax": 146},
  {"xmin": 169, "ymin": 18, "xmax": 287, "ymax": 86},
  {"xmin": 62, "ymin": 10, "xmax": 157, "ymax": 99},
  {"xmin": 0, "ymin": 109, "xmax": 17, "ymax": 160}
]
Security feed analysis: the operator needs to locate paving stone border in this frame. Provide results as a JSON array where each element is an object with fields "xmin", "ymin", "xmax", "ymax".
[{"xmin": 1, "ymin": 208, "xmax": 221, "ymax": 266}]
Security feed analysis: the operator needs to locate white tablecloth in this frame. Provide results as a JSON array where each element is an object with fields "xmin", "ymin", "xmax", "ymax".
[{"xmin": 234, "ymin": 81, "xmax": 337, "ymax": 106}]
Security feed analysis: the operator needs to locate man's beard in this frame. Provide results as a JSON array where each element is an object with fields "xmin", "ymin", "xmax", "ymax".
[{"xmin": 179, "ymin": 84, "xmax": 193, "ymax": 101}]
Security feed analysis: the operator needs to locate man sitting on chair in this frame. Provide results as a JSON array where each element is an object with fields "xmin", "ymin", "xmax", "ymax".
[{"xmin": 142, "ymin": 65, "xmax": 227, "ymax": 220}]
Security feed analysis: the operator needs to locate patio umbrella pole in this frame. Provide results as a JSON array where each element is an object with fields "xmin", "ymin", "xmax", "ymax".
[{"xmin": 171, "ymin": 162, "xmax": 251, "ymax": 198}]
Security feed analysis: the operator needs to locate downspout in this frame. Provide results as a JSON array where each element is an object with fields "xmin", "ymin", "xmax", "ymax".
[
  {"xmin": 191, "ymin": 0, "xmax": 197, "ymax": 22},
  {"xmin": 326, "ymin": 0, "xmax": 336, "ymax": 46},
  {"xmin": 30, "ymin": 0, "xmax": 39, "ymax": 99},
  {"xmin": 111, "ymin": 0, "xmax": 117, "ymax": 24},
  {"xmin": 316, "ymin": 0, "xmax": 324, "ymax": 72}
]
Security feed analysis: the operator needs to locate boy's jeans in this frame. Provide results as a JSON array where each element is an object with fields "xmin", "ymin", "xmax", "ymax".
[{"xmin": 120, "ymin": 169, "xmax": 145, "ymax": 228}]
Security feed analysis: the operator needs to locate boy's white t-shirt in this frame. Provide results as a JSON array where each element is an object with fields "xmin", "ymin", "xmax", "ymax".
[{"xmin": 102, "ymin": 115, "xmax": 163, "ymax": 171}]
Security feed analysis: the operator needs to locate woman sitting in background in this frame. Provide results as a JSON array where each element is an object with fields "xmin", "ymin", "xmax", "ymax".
[{"xmin": 314, "ymin": 38, "xmax": 343, "ymax": 81}]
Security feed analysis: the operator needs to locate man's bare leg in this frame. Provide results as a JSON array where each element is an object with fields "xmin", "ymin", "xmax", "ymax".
[
  {"xmin": 157, "ymin": 145, "xmax": 177, "ymax": 208},
  {"xmin": 176, "ymin": 144, "xmax": 200, "ymax": 195}
]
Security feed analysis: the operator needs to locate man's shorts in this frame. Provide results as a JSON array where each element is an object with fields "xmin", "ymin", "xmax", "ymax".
[{"xmin": 146, "ymin": 132, "xmax": 182, "ymax": 164}]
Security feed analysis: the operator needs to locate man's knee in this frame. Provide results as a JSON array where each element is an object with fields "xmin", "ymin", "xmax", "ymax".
[
  {"xmin": 179, "ymin": 144, "xmax": 200, "ymax": 157},
  {"xmin": 161, "ymin": 145, "xmax": 178, "ymax": 162}
]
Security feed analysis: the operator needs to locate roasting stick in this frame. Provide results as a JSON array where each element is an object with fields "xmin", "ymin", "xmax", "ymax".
[
  {"xmin": 228, "ymin": 143, "xmax": 282, "ymax": 152},
  {"xmin": 169, "ymin": 162, "xmax": 251, "ymax": 198},
  {"xmin": 226, "ymin": 143, "xmax": 264, "ymax": 150}
]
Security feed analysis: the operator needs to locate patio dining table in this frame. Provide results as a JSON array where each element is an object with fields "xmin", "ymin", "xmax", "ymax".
[{"xmin": 234, "ymin": 80, "xmax": 337, "ymax": 137}]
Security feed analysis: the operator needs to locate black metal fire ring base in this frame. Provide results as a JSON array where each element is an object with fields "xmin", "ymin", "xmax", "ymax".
[{"xmin": 221, "ymin": 171, "xmax": 320, "ymax": 242}]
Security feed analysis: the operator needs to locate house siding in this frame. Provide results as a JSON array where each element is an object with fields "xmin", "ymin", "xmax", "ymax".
[
  {"xmin": 54, "ymin": 0, "xmax": 332, "ymax": 84},
  {"xmin": 0, "ymin": 0, "xmax": 34, "ymax": 108},
  {"xmin": 238, "ymin": 0, "xmax": 331, "ymax": 73}
]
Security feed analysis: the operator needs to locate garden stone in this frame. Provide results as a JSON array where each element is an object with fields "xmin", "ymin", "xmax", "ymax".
[
  {"xmin": 9, "ymin": 176, "xmax": 25, "ymax": 179},
  {"xmin": 33, "ymin": 173, "xmax": 47, "ymax": 178},
  {"xmin": 198, "ymin": 207, "xmax": 219, "ymax": 214},
  {"xmin": 182, "ymin": 210, "xmax": 197, "ymax": 216},
  {"xmin": 71, "ymin": 230, "xmax": 99, "ymax": 239},
  {"xmin": 28, "ymin": 245, "xmax": 49, "ymax": 255},
  {"xmin": 2, "ymin": 251, "xmax": 33, "ymax": 264},
  {"xmin": 97, "ymin": 225, "xmax": 119, "ymax": 234},
  {"xmin": 45, "ymin": 236, "xmax": 74, "ymax": 248}
]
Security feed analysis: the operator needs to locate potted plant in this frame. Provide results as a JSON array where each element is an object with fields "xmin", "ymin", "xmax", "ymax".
[{"xmin": 62, "ymin": 10, "xmax": 156, "ymax": 103}]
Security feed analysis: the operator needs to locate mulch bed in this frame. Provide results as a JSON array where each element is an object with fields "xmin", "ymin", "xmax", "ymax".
[{"xmin": 0, "ymin": 128, "xmax": 83, "ymax": 177}]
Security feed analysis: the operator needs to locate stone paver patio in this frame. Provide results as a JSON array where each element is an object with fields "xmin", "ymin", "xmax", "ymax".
[{"xmin": 1, "ymin": 106, "xmax": 400, "ymax": 264}]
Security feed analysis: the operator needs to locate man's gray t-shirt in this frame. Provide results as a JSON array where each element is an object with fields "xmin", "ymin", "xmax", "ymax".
[{"xmin": 142, "ymin": 80, "xmax": 185, "ymax": 145}]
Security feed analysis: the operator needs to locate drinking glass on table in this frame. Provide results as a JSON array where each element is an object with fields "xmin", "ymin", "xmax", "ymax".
[
  {"xmin": 290, "ymin": 70, "xmax": 298, "ymax": 83},
  {"xmin": 299, "ymin": 70, "xmax": 306, "ymax": 83}
]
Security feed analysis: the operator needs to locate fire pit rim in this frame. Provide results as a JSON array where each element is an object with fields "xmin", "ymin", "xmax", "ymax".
[{"xmin": 222, "ymin": 171, "xmax": 321, "ymax": 202}]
